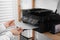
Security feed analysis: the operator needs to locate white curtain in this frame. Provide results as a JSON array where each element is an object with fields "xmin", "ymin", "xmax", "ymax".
[{"xmin": 0, "ymin": 0, "xmax": 18, "ymax": 23}]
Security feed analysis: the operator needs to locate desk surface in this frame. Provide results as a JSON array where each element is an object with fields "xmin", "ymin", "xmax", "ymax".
[
  {"xmin": 15, "ymin": 21, "xmax": 60, "ymax": 40},
  {"xmin": 44, "ymin": 32, "xmax": 60, "ymax": 40}
]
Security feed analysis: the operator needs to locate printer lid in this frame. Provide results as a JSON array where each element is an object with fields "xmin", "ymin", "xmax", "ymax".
[{"xmin": 35, "ymin": 0, "xmax": 59, "ymax": 12}]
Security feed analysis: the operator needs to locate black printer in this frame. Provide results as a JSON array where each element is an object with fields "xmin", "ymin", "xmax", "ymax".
[
  {"xmin": 49, "ymin": 12, "xmax": 60, "ymax": 34},
  {"xmin": 22, "ymin": 8, "xmax": 53, "ymax": 33},
  {"xmin": 22, "ymin": 8, "xmax": 60, "ymax": 33}
]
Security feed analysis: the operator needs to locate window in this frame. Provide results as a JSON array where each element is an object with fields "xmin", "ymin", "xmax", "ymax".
[{"xmin": 0, "ymin": 0, "xmax": 18, "ymax": 23}]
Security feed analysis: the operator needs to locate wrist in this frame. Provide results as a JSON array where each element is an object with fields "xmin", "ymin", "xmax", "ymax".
[
  {"xmin": 5, "ymin": 31, "xmax": 14, "ymax": 38},
  {"xmin": 10, "ymin": 30, "xmax": 14, "ymax": 35},
  {"xmin": 0, "ymin": 23, "xmax": 6, "ymax": 33},
  {"xmin": 4, "ymin": 23, "xmax": 9, "ymax": 28}
]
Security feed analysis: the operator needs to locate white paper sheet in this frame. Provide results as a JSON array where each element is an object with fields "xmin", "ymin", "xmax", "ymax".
[{"xmin": 15, "ymin": 21, "xmax": 38, "ymax": 29}]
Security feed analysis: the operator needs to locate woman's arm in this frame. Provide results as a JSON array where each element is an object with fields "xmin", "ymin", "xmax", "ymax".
[
  {"xmin": 0, "ymin": 20, "xmax": 15, "ymax": 33},
  {"xmin": 0, "ymin": 31, "xmax": 14, "ymax": 40},
  {"xmin": 0, "ymin": 23, "xmax": 6, "ymax": 33},
  {"xmin": 0, "ymin": 28, "xmax": 23, "ymax": 40}
]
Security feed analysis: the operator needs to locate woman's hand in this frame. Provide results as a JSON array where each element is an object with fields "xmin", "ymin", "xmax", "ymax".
[
  {"xmin": 10, "ymin": 28, "xmax": 23, "ymax": 35},
  {"xmin": 4, "ymin": 20, "xmax": 15, "ymax": 28},
  {"xmin": 4, "ymin": 20, "xmax": 23, "ymax": 35}
]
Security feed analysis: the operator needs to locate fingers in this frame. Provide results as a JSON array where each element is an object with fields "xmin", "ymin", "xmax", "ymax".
[
  {"xmin": 4, "ymin": 20, "xmax": 14, "ymax": 26},
  {"xmin": 17, "ymin": 27, "xmax": 23, "ymax": 32},
  {"xmin": 10, "ymin": 27, "xmax": 23, "ymax": 35},
  {"xmin": 16, "ymin": 27, "xmax": 23, "ymax": 35},
  {"xmin": 4, "ymin": 20, "xmax": 15, "ymax": 28},
  {"xmin": 16, "ymin": 28, "xmax": 21, "ymax": 31},
  {"xmin": 10, "ymin": 21, "xmax": 15, "ymax": 26},
  {"xmin": 9, "ymin": 20, "xmax": 15, "ymax": 25},
  {"xmin": 6, "ymin": 20, "xmax": 14, "ymax": 24},
  {"xmin": 8, "ymin": 20, "xmax": 15, "ymax": 26}
]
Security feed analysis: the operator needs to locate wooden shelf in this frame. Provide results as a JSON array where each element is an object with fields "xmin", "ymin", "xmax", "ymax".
[
  {"xmin": 32, "ymin": 0, "xmax": 35, "ymax": 8},
  {"xmin": 18, "ymin": 0, "xmax": 21, "ymax": 21}
]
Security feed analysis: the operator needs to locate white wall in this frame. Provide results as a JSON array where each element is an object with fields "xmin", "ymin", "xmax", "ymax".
[
  {"xmin": 20, "ymin": 0, "xmax": 59, "ymax": 11},
  {"xmin": 35, "ymin": 0, "xmax": 59, "ymax": 12},
  {"xmin": 57, "ymin": 0, "xmax": 60, "ymax": 14},
  {"xmin": 21, "ymin": 0, "xmax": 32, "ymax": 9}
]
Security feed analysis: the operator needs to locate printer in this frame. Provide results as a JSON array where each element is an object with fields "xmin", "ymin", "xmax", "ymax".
[
  {"xmin": 22, "ymin": 8, "xmax": 60, "ymax": 34},
  {"xmin": 22, "ymin": 8, "xmax": 53, "ymax": 33}
]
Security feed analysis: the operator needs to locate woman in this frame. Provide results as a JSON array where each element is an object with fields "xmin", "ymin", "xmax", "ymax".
[{"xmin": 0, "ymin": 20, "xmax": 23, "ymax": 40}]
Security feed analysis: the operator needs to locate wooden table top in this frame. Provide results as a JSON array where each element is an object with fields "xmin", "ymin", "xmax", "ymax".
[{"xmin": 43, "ymin": 32, "xmax": 60, "ymax": 40}]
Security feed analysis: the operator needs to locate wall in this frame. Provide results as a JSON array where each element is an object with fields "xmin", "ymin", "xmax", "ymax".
[
  {"xmin": 57, "ymin": 0, "xmax": 60, "ymax": 14},
  {"xmin": 35, "ymin": 0, "xmax": 59, "ymax": 12},
  {"xmin": 21, "ymin": 0, "xmax": 59, "ymax": 11},
  {"xmin": 21, "ymin": 0, "xmax": 32, "ymax": 9}
]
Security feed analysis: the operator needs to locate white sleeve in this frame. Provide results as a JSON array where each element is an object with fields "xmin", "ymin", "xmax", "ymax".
[
  {"xmin": 0, "ymin": 31, "xmax": 14, "ymax": 40},
  {"xmin": 0, "ymin": 23, "xmax": 6, "ymax": 33}
]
